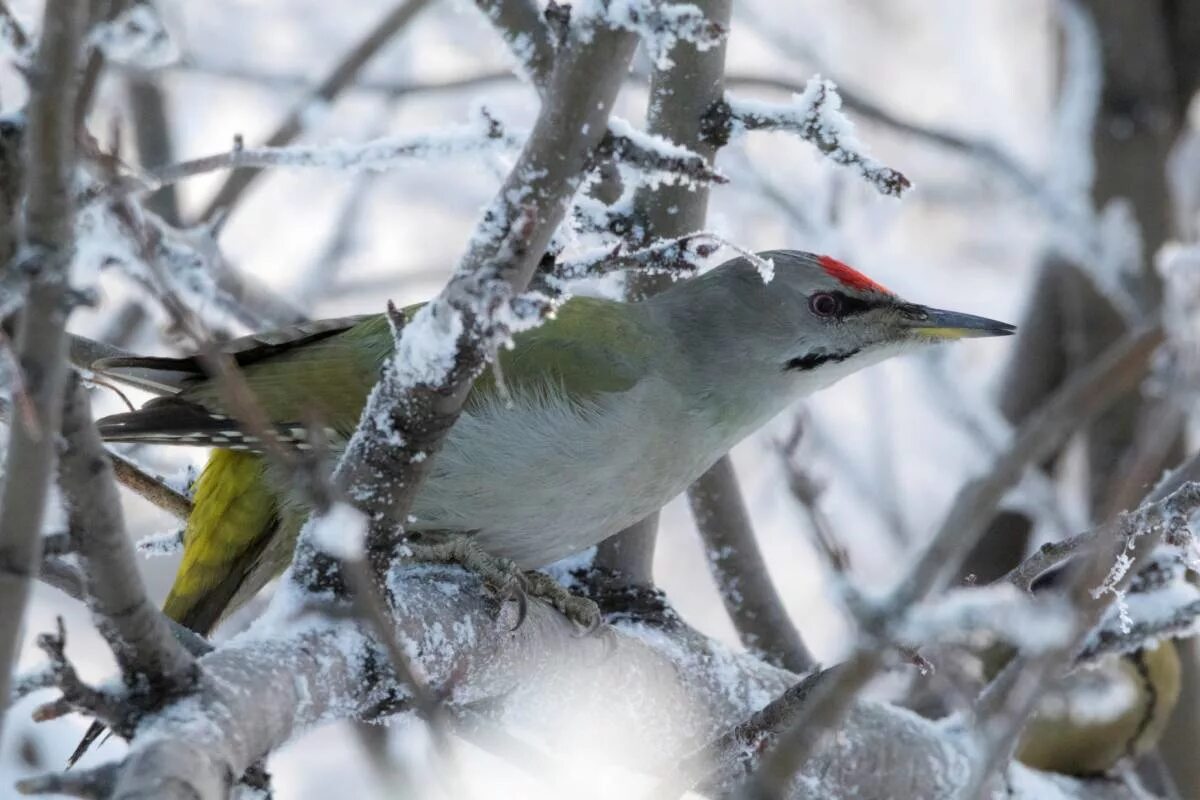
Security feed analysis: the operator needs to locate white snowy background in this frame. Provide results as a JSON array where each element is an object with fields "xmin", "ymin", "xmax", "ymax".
[{"xmin": 0, "ymin": 0, "xmax": 1117, "ymax": 796}]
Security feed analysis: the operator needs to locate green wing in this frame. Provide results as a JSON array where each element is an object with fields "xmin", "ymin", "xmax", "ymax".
[
  {"xmin": 471, "ymin": 296, "xmax": 651, "ymax": 409},
  {"xmin": 94, "ymin": 296, "xmax": 652, "ymax": 445}
]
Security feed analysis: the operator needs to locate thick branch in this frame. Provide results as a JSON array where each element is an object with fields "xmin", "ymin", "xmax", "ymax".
[
  {"xmin": 20, "ymin": 567, "xmax": 1139, "ymax": 800},
  {"xmin": 0, "ymin": 0, "xmax": 85, "ymax": 750},
  {"xmin": 473, "ymin": 0, "xmax": 555, "ymax": 91}
]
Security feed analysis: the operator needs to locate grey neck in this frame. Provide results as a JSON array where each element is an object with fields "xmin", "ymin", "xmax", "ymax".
[{"xmin": 640, "ymin": 269, "xmax": 803, "ymax": 438}]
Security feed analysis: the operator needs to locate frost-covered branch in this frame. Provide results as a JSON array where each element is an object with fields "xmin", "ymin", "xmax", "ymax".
[
  {"xmin": 599, "ymin": 118, "xmax": 726, "ymax": 185},
  {"xmin": 16, "ymin": 564, "xmax": 1139, "ymax": 800},
  {"xmin": 576, "ymin": 0, "xmax": 726, "ymax": 70},
  {"xmin": 555, "ymin": 232, "xmax": 766, "ymax": 280},
  {"xmin": 965, "ymin": 480, "xmax": 1200, "ymax": 793},
  {"xmin": 197, "ymin": 0, "xmax": 437, "ymax": 222},
  {"xmin": 129, "ymin": 116, "xmax": 519, "ymax": 193},
  {"xmin": 709, "ymin": 77, "xmax": 911, "ymax": 197},
  {"xmin": 0, "ymin": 0, "xmax": 86, "ymax": 750}
]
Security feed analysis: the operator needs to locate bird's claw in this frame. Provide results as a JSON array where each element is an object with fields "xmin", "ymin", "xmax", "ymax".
[
  {"xmin": 522, "ymin": 569, "xmax": 602, "ymax": 634},
  {"xmin": 403, "ymin": 535, "xmax": 601, "ymax": 634}
]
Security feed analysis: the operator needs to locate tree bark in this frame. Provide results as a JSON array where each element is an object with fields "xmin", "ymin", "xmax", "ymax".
[{"xmin": 0, "ymin": 0, "xmax": 86, "ymax": 751}]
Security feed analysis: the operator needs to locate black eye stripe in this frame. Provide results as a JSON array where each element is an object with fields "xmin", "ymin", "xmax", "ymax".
[{"xmin": 784, "ymin": 348, "xmax": 861, "ymax": 372}]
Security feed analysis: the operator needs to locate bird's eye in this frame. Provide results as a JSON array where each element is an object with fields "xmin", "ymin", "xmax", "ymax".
[{"xmin": 809, "ymin": 292, "xmax": 840, "ymax": 317}]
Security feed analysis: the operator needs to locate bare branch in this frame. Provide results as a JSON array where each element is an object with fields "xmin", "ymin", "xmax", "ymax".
[
  {"xmin": 108, "ymin": 449, "xmax": 193, "ymax": 520},
  {"xmin": 0, "ymin": 0, "xmax": 86, "ymax": 750},
  {"xmin": 28, "ymin": 618, "xmax": 129, "ymax": 730},
  {"xmin": 0, "ymin": 0, "xmax": 28, "ymax": 54},
  {"xmin": 196, "ymin": 0, "xmax": 437, "ymax": 223}
]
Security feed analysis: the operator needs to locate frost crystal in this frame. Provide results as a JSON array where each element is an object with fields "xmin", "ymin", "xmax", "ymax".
[
  {"xmin": 728, "ymin": 77, "xmax": 911, "ymax": 197},
  {"xmin": 574, "ymin": 0, "xmax": 725, "ymax": 69},
  {"xmin": 136, "ymin": 527, "xmax": 185, "ymax": 557}
]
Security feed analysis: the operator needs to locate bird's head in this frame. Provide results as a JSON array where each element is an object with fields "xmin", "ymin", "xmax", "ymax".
[
  {"xmin": 660, "ymin": 250, "xmax": 1015, "ymax": 406},
  {"xmin": 762, "ymin": 249, "xmax": 1014, "ymax": 373}
]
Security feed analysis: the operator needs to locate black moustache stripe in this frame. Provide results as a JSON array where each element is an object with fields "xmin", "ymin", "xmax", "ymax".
[{"xmin": 784, "ymin": 348, "xmax": 861, "ymax": 372}]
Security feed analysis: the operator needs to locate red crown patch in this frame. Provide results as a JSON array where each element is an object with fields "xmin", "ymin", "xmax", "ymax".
[{"xmin": 818, "ymin": 255, "xmax": 892, "ymax": 295}]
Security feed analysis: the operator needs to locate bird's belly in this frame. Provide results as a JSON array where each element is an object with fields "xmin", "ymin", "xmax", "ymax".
[{"xmin": 408, "ymin": 378, "xmax": 715, "ymax": 568}]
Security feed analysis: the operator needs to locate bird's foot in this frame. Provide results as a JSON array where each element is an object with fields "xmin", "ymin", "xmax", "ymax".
[
  {"xmin": 403, "ymin": 535, "xmax": 600, "ymax": 633},
  {"xmin": 521, "ymin": 569, "xmax": 602, "ymax": 634}
]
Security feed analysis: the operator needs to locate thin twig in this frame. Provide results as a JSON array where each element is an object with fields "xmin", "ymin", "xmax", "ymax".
[
  {"xmin": 129, "ymin": 123, "xmax": 518, "ymax": 194},
  {"xmin": 0, "ymin": 0, "xmax": 28, "ymax": 53},
  {"xmin": 108, "ymin": 449, "xmax": 193, "ymax": 520},
  {"xmin": 713, "ymin": 80, "xmax": 911, "ymax": 197},
  {"xmin": 196, "ymin": 0, "xmax": 437, "ymax": 223}
]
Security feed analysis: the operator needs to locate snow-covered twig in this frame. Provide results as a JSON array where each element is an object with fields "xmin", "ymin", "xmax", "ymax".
[
  {"xmin": 600, "ymin": 117, "xmax": 726, "ymax": 185},
  {"xmin": 556, "ymin": 231, "xmax": 763, "ymax": 280},
  {"xmin": 196, "ymin": 0, "xmax": 437, "ymax": 223},
  {"xmin": 129, "ymin": 118, "xmax": 521, "ymax": 194},
  {"xmin": 713, "ymin": 77, "xmax": 912, "ymax": 197}
]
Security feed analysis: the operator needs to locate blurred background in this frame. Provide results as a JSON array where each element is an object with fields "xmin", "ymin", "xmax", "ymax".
[{"xmin": 2, "ymin": 0, "xmax": 1198, "ymax": 796}]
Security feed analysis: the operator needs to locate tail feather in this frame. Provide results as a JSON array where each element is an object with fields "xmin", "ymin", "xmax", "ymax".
[{"xmin": 68, "ymin": 451, "xmax": 280, "ymax": 766}]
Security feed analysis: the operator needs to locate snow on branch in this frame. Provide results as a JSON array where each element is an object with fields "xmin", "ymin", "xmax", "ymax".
[
  {"xmin": 126, "ymin": 112, "xmax": 520, "ymax": 193},
  {"xmin": 554, "ymin": 231, "xmax": 772, "ymax": 281},
  {"xmin": 473, "ymin": 0, "xmax": 556, "ymax": 91},
  {"xmin": 15, "ymin": 563, "xmax": 1140, "ymax": 800},
  {"xmin": 574, "ymin": 0, "xmax": 726, "ymax": 69},
  {"xmin": 710, "ymin": 76, "xmax": 912, "ymax": 197},
  {"xmin": 601, "ymin": 116, "xmax": 726, "ymax": 185}
]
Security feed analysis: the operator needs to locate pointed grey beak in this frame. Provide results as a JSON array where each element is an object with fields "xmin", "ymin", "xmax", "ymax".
[{"xmin": 902, "ymin": 304, "xmax": 1017, "ymax": 340}]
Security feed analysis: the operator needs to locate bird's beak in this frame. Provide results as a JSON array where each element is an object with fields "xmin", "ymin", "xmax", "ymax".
[{"xmin": 902, "ymin": 305, "xmax": 1017, "ymax": 340}]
